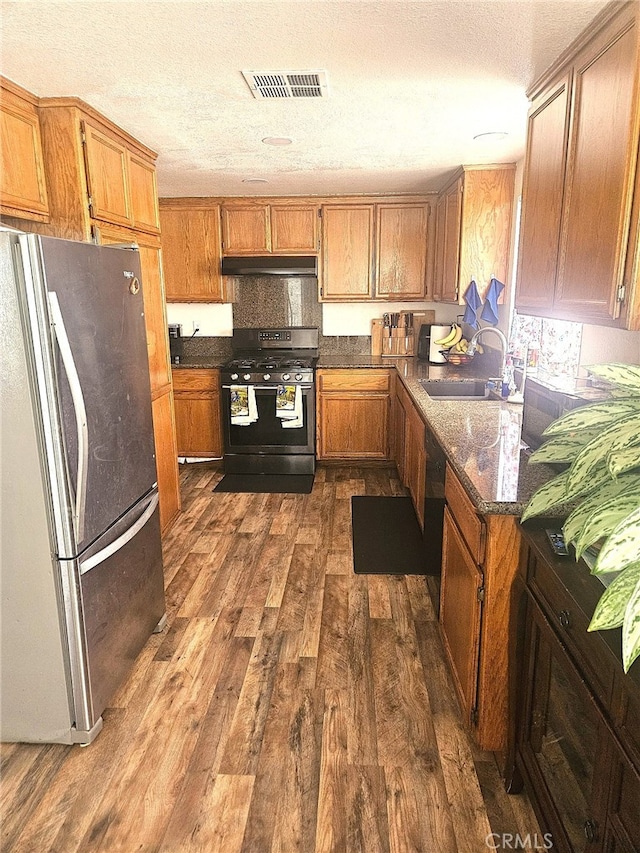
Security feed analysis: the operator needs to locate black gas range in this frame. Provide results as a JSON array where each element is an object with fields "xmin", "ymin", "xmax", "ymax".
[{"xmin": 220, "ymin": 327, "xmax": 319, "ymax": 476}]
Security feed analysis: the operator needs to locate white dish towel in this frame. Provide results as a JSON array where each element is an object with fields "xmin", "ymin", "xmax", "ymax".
[
  {"xmin": 277, "ymin": 384, "xmax": 304, "ymax": 428},
  {"xmin": 230, "ymin": 385, "xmax": 258, "ymax": 426}
]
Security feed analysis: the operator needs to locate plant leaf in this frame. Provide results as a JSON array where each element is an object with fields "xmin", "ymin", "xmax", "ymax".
[
  {"xmin": 593, "ymin": 507, "xmax": 640, "ymax": 575},
  {"xmin": 573, "ymin": 487, "xmax": 640, "ymax": 558},
  {"xmin": 529, "ymin": 429, "xmax": 602, "ymax": 464},
  {"xmin": 567, "ymin": 415, "xmax": 640, "ymax": 494},
  {"xmin": 589, "ymin": 563, "xmax": 640, "ymax": 631},
  {"xmin": 623, "ymin": 575, "xmax": 640, "ymax": 672},
  {"xmin": 522, "ymin": 463, "xmax": 611, "ymax": 523},
  {"xmin": 608, "ymin": 443, "xmax": 640, "ymax": 478},
  {"xmin": 563, "ymin": 472, "xmax": 640, "ymax": 545},
  {"xmin": 587, "ymin": 363, "xmax": 640, "ymax": 391},
  {"xmin": 542, "ymin": 398, "xmax": 640, "ymax": 436}
]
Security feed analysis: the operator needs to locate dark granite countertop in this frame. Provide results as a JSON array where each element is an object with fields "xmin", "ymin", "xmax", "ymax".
[
  {"xmin": 317, "ymin": 354, "xmax": 557, "ymax": 516},
  {"xmin": 174, "ymin": 349, "xmax": 557, "ymax": 514}
]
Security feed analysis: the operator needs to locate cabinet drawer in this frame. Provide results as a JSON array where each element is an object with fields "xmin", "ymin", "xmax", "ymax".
[
  {"xmin": 172, "ymin": 369, "xmax": 219, "ymax": 392},
  {"xmin": 318, "ymin": 369, "xmax": 391, "ymax": 392},
  {"xmin": 445, "ymin": 464, "xmax": 484, "ymax": 564},
  {"xmin": 526, "ymin": 548, "xmax": 615, "ymax": 707}
]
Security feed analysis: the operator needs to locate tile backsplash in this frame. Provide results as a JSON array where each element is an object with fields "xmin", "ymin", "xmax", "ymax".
[{"xmin": 509, "ymin": 312, "xmax": 582, "ymax": 383}]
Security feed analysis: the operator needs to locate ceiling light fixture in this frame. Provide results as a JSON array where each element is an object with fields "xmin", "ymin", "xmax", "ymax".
[
  {"xmin": 262, "ymin": 136, "xmax": 293, "ymax": 146},
  {"xmin": 473, "ymin": 131, "xmax": 509, "ymax": 141}
]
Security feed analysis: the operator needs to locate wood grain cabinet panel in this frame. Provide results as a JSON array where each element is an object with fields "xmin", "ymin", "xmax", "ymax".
[
  {"xmin": 0, "ymin": 79, "xmax": 49, "ymax": 221},
  {"xmin": 433, "ymin": 166, "xmax": 515, "ymax": 304},
  {"xmin": 403, "ymin": 398, "xmax": 426, "ymax": 529},
  {"xmin": 159, "ymin": 204, "xmax": 227, "ymax": 302},
  {"xmin": 516, "ymin": 2, "xmax": 640, "ymax": 328},
  {"xmin": 151, "ymin": 391, "xmax": 181, "ymax": 533},
  {"xmin": 316, "ymin": 369, "xmax": 391, "ymax": 460},
  {"xmin": 221, "ymin": 202, "xmax": 318, "ymax": 255},
  {"xmin": 376, "ymin": 203, "xmax": 430, "ymax": 299},
  {"xmin": 320, "ymin": 204, "xmax": 375, "ymax": 300},
  {"xmin": 440, "ymin": 463, "xmax": 520, "ymax": 751},
  {"xmin": 82, "ymin": 120, "xmax": 132, "ymax": 227},
  {"xmin": 128, "ymin": 153, "xmax": 161, "ymax": 234},
  {"xmin": 172, "ymin": 369, "xmax": 222, "ymax": 458}
]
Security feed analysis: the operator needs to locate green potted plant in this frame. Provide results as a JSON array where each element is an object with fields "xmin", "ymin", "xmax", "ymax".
[{"xmin": 521, "ymin": 363, "xmax": 640, "ymax": 672}]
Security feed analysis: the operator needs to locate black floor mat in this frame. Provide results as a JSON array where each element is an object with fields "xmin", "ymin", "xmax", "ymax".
[
  {"xmin": 351, "ymin": 496, "xmax": 425, "ymax": 574},
  {"xmin": 213, "ymin": 473, "xmax": 314, "ymax": 494}
]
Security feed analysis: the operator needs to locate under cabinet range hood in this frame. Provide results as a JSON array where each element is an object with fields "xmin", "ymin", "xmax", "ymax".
[{"xmin": 221, "ymin": 256, "xmax": 317, "ymax": 276}]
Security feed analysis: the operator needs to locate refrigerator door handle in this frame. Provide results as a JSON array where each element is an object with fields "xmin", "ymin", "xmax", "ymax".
[
  {"xmin": 79, "ymin": 491, "xmax": 159, "ymax": 575},
  {"xmin": 48, "ymin": 291, "xmax": 89, "ymax": 542}
]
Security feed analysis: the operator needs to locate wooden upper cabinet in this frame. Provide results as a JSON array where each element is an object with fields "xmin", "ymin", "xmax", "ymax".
[
  {"xmin": 0, "ymin": 78, "xmax": 49, "ymax": 221},
  {"xmin": 159, "ymin": 204, "xmax": 227, "ymax": 302},
  {"xmin": 376, "ymin": 203, "xmax": 429, "ymax": 299},
  {"xmin": 433, "ymin": 167, "xmax": 515, "ymax": 305},
  {"xmin": 515, "ymin": 74, "xmax": 571, "ymax": 315},
  {"xmin": 221, "ymin": 205, "xmax": 270, "ymax": 253},
  {"xmin": 221, "ymin": 203, "xmax": 318, "ymax": 254},
  {"xmin": 128, "ymin": 153, "xmax": 161, "ymax": 234},
  {"xmin": 433, "ymin": 179, "xmax": 463, "ymax": 302},
  {"xmin": 82, "ymin": 120, "xmax": 132, "ymax": 227},
  {"xmin": 270, "ymin": 204, "xmax": 318, "ymax": 253},
  {"xmin": 516, "ymin": 2, "xmax": 640, "ymax": 328},
  {"xmin": 320, "ymin": 204, "xmax": 375, "ymax": 300}
]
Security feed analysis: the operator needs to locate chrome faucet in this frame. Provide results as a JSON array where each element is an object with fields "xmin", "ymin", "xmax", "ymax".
[{"xmin": 467, "ymin": 327, "xmax": 508, "ymax": 380}]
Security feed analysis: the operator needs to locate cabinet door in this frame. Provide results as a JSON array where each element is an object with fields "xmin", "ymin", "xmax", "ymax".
[
  {"xmin": 318, "ymin": 393, "xmax": 389, "ymax": 459},
  {"xmin": 404, "ymin": 401, "xmax": 426, "ymax": 529},
  {"xmin": 393, "ymin": 386, "xmax": 407, "ymax": 482},
  {"xmin": 437, "ymin": 180, "xmax": 463, "ymax": 302},
  {"xmin": 151, "ymin": 390, "xmax": 181, "ymax": 533},
  {"xmin": 0, "ymin": 89, "xmax": 50, "ymax": 221},
  {"xmin": 173, "ymin": 370, "xmax": 222, "ymax": 457},
  {"xmin": 221, "ymin": 205, "xmax": 269, "ymax": 254},
  {"xmin": 515, "ymin": 74, "xmax": 571, "ymax": 315},
  {"xmin": 160, "ymin": 206, "xmax": 225, "ymax": 302},
  {"xmin": 128, "ymin": 153, "xmax": 160, "ymax": 234},
  {"xmin": 518, "ymin": 599, "xmax": 606, "ymax": 853},
  {"xmin": 270, "ymin": 205, "xmax": 318, "ymax": 253},
  {"xmin": 601, "ymin": 742, "xmax": 640, "ymax": 853},
  {"xmin": 320, "ymin": 204, "xmax": 374, "ymax": 300},
  {"xmin": 82, "ymin": 121, "xmax": 132, "ymax": 227},
  {"xmin": 376, "ymin": 203, "xmax": 429, "ymax": 300},
  {"xmin": 555, "ymin": 8, "xmax": 638, "ymax": 324},
  {"xmin": 440, "ymin": 507, "xmax": 483, "ymax": 726}
]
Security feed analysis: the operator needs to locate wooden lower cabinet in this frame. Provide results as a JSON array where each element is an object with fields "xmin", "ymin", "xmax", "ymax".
[
  {"xmin": 151, "ymin": 390, "xmax": 181, "ymax": 533},
  {"xmin": 394, "ymin": 378, "xmax": 427, "ymax": 528},
  {"xmin": 508, "ymin": 526, "xmax": 640, "ymax": 853},
  {"xmin": 316, "ymin": 369, "xmax": 391, "ymax": 460},
  {"xmin": 172, "ymin": 369, "xmax": 222, "ymax": 457},
  {"xmin": 440, "ymin": 463, "xmax": 520, "ymax": 751}
]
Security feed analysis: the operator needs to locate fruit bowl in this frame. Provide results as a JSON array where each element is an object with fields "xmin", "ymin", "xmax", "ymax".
[{"xmin": 441, "ymin": 350, "xmax": 475, "ymax": 365}]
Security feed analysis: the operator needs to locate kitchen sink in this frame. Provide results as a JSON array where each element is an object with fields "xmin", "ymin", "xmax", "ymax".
[{"xmin": 419, "ymin": 379, "xmax": 491, "ymax": 401}]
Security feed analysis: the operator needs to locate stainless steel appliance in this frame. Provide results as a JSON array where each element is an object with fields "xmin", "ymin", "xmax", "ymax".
[
  {"xmin": 221, "ymin": 256, "xmax": 317, "ymax": 276},
  {"xmin": 168, "ymin": 322, "xmax": 183, "ymax": 364},
  {"xmin": 220, "ymin": 327, "xmax": 318, "ymax": 475},
  {"xmin": 1, "ymin": 231, "xmax": 166, "ymax": 744}
]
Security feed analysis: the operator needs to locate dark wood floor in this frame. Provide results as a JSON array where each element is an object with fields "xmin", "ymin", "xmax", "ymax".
[{"xmin": 1, "ymin": 463, "xmax": 540, "ymax": 852}]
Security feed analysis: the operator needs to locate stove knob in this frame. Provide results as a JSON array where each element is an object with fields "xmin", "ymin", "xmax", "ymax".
[
  {"xmin": 243, "ymin": 373, "xmax": 251, "ymax": 381},
  {"xmin": 231, "ymin": 372, "xmax": 239, "ymax": 381},
  {"xmin": 283, "ymin": 373, "xmax": 291, "ymax": 381},
  {"xmin": 295, "ymin": 373, "xmax": 303, "ymax": 381},
  {"xmin": 263, "ymin": 373, "xmax": 271, "ymax": 381}
]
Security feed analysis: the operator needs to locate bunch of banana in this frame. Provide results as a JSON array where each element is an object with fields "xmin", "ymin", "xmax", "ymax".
[
  {"xmin": 451, "ymin": 338, "xmax": 484, "ymax": 354},
  {"xmin": 433, "ymin": 323, "xmax": 463, "ymax": 349}
]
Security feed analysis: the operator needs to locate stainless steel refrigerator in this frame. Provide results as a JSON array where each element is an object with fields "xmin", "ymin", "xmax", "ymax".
[{"xmin": 0, "ymin": 231, "xmax": 166, "ymax": 744}]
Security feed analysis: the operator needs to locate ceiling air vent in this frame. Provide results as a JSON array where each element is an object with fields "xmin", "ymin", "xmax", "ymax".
[{"xmin": 242, "ymin": 70, "xmax": 329, "ymax": 99}]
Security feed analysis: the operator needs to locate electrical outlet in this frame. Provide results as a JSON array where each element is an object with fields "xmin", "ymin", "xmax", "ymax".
[{"xmin": 192, "ymin": 321, "xmax": 199, "ymax": 335}]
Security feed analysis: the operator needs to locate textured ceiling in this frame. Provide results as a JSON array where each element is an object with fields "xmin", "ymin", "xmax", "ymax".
[{"xmin": 1, "ymin": 0, "xmax": 609, "ymax": 197}]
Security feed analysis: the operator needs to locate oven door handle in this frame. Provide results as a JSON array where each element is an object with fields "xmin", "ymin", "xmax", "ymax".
[{"xmin": 222, "ymin": 384, "xmax": 314, "ymax": 391}]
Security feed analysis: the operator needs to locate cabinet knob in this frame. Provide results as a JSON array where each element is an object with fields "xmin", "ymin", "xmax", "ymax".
[
  {"xmin": 558, "ymin": 609, "xmax": 572, "ymax": 630},
  {"xmin": 583, "ymin": 819, "xmax": 597, "ymax": 843}
]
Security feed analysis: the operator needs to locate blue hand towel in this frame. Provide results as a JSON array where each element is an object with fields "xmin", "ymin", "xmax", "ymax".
[
  {"xmin": 462, "ymin": 280, "xmax": 482, "ymax": 329},
  {"xmin": 480, "ymin": 277, "xmax": 505, "ymax": 325}
]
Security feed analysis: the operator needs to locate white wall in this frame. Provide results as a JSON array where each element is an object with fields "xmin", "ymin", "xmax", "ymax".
[
  {"xmin": 321, "ymin": 301, "xmax": 461, "ymax": 335},
  {"xmin": 579, "ymin": 323, "xmax": 640, "ymax": 372},
  {"xmin": 166, "ymin": 302, "xmax": 233, "ymax": 336}
]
